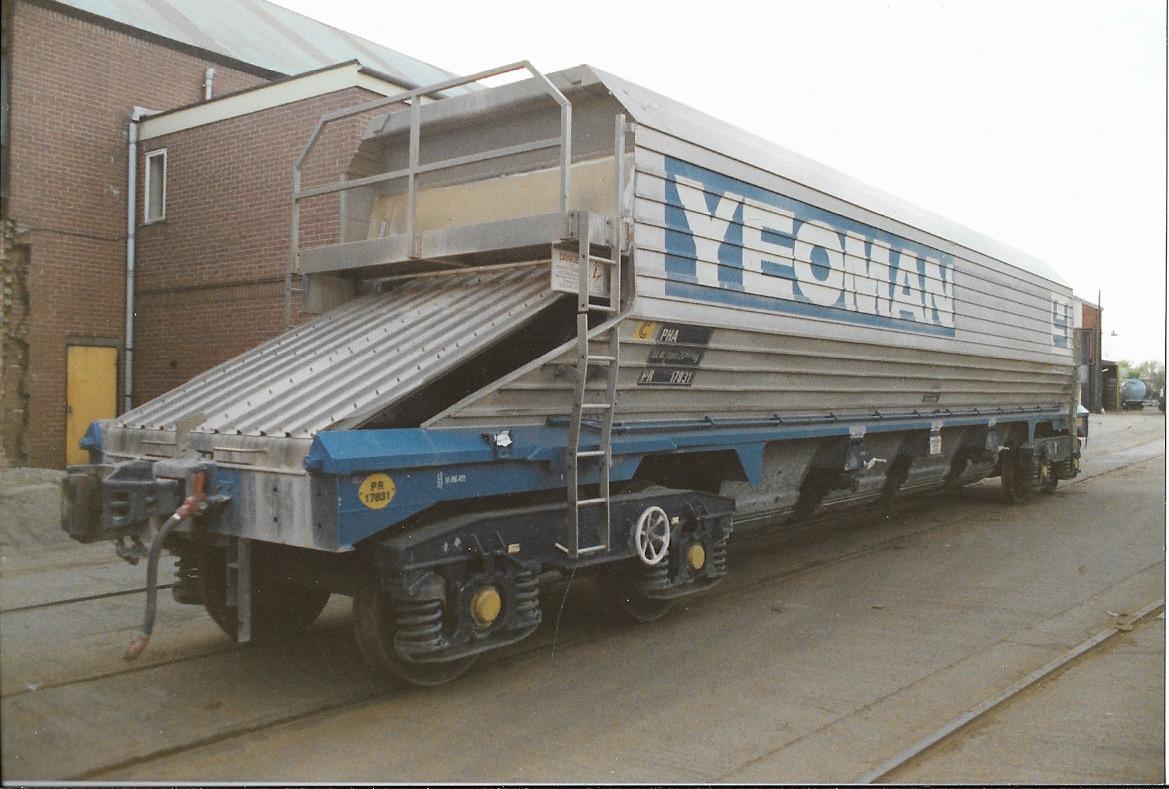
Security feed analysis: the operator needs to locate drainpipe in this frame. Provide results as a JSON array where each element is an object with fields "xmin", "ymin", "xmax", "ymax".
[
  {"xmin": 202, "ymin": 67, "xmax": 215, "ymax": 101},
  {"xmin": 125, "ymin": 106, "xmax": 155, "ymax": 414}
]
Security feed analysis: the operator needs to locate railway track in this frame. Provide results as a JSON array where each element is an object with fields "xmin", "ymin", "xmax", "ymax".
[
  {"xmin": 858, "ymin": 598, "xmax": 1165, "ymax": 783},
  {"xmin": 2, "ymin": 432, "xmax": 1161, "ymax": 781},
  {"xmin": 0, "ymin": 583, "xmax": 175, "ymax": 615}
]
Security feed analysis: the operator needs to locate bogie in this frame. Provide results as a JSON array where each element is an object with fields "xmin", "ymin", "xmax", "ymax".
[{"xmin": 352, "ymin": 571, "xmax": 479, "ymax": 687}]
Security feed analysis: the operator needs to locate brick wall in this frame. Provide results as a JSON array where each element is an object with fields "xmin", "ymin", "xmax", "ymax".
[
  {"xmin": 133, "ymin": 88, "xmax": 385, "ymax": 402},
  {"xmin": 133, "ymin": 281, "xmax": 285, "ymax": 401},
  {"xmin": 1081, "ymin": 303, "xmax": 1100, "ymax": 331},
  {"xmin": 5, "ymin": 0, "xmax": 270, "ymax": 466}
]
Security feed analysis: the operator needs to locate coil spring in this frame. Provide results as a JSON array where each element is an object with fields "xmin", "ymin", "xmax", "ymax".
[
  {"xmin": 1013, "ymin": 452, "xmax": 1041, "ymax": 487},
  {"xmin": 395, "ymin": 597, "xmax": 444, "ymax": 647},
  {"xmin": 709, "ymin": 541, "xmax": 728, "ymax": 576},
  {"xmin": 512, "ymin": 571, "xmax": 540, "ymax": 626},
  {"xmin": 175, "ymin": 551, "xmax": 198, "ymax": 584},
  {"xmin": 641, "ymin": 560, "xmax": 671, "ymax": 592},
  {"xmin": 171, "ymin": 550, "xmax": 202, "ymax": 604}
]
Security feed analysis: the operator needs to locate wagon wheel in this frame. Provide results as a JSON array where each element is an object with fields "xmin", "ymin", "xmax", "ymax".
[
  {"xmin": 352, "ymin": 572, "xmax": 477, "ymax": 687},
  {"xmin": 604, "ymin": 564, "xmax": 676, "ymax": 623},
  {"xmin": 197, "ymin": 544, "xmax": 331, "ymax": 642},
  {"xmin": 1039, "ymin": 459, "xmax": 1058, "ymax": 494},
  {"xmin": 1000, "ymin": 448, "xmax": 1042, "ymax": 505}
]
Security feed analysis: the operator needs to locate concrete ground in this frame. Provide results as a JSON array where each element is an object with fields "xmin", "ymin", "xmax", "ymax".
[
  {"xmin": 0, "ymin": 411, "xmax": 1163, "ymax": 783},
  {"xmin": 888, "ymin": 613, "xmax": 1165, "ymax": 784}
]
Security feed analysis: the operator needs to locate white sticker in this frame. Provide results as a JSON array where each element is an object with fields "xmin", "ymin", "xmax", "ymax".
[
  {"xmin": 929, "ymin": 435, "xmax": 942, "ymax": 455},
  {"xmin": 550, "ymin": 248, "xmax": 609, "ymax": 297}
]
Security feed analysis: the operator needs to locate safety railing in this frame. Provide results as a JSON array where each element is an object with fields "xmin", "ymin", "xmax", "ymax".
[{"xmin": 285, "ymin": 61, "xmax": 572, "ymax": 328}]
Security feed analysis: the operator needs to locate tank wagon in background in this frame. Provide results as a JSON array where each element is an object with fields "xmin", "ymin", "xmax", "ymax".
[
  {"xmin": 1120, "ymin": 379, "xmax": 1148, "ymax": 410},
  {"xmin": 62, "ymin": 62, "xmax": 1085, "ymax": 685}
]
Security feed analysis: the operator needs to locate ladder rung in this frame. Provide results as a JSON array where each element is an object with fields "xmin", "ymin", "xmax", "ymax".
[
  {"xmin": 581, "ymin": 403, "xmax": 611, "ymax": 411},
  {"xmin": 576, "ymin": 449, "xmax": 606, "ymax": 458},
  {"xmin": 585, "ymin": 304, "xmax": 617, "ymax": 313},
  {"xmin": 586, "ymin": 355, "xmax": 616, "ymax": 364},
  {"xmin": 576, "ymin": 497, "xmax": 608, "ymax": 506},
  {"xmin": 588, "ymin": 256, "xmax": 617, "ymax": 265}
]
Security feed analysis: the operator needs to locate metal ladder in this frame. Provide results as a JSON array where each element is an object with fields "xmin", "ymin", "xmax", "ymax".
[{"xmin": 559, "ymin": 116, "xmax": 627, "ymax": 558}]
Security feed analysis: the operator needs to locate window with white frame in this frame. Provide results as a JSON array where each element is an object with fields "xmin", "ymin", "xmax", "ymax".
[{"xmin": 144, "ymin": 149, "xmax": 166, "ymax": 223}]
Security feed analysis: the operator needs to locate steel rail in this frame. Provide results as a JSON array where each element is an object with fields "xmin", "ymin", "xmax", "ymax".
[
  {"xmin": 855, "ymin": 597, "xmax": 1166, "ymax": 784},
  {"xmin": 0, "ymin": 583, "xmax": 175, "ymax": 616}
]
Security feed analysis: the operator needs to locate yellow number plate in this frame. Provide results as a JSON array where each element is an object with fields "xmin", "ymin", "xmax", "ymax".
[{"xmin": 358, "ymin": 473, "xmax": 396, "ymax": 510}]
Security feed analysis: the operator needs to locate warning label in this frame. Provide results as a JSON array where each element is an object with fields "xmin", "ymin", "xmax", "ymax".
[{"xmin": 550, "ymin": 248, "xmax": 609, "ymax": 297}]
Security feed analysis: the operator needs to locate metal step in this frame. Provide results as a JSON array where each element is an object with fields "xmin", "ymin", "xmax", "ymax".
[{"xmin": 576, "ymin": 449, "xmax": 606, "ymax": 458}]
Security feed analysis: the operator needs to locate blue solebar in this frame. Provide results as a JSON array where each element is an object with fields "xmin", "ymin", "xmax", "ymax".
[{"xmin": 304, "ymin": 406, "xmax": 1070, "ymax": 548}]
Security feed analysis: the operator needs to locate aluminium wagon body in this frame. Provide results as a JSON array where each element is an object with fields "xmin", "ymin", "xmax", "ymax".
[{"xmin": 62, "ymin": 63, "xmax": 1085, "ymax": 685}]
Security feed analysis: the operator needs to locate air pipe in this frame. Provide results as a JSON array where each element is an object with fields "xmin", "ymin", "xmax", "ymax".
[{"xmin": 124, "ymin": 472, "xmax": 207, "ymax": 660}]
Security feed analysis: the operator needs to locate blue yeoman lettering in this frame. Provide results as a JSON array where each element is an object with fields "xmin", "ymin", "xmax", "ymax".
[{"xmin": 663, "ymin": 157, "xmax": 957, "ymax": 337}]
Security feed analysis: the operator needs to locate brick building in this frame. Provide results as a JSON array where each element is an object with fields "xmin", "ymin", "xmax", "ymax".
[
  {"xmin": 0, "ymin": 0, "xmax": 458, "ymax": 467},
  {"xmin": 131, "ymin": 63, "xmax": 401, "ymax": 404},
  {"xmin": 1073, "ymin": 296, "xmax": 1106, "ymax": 412}
]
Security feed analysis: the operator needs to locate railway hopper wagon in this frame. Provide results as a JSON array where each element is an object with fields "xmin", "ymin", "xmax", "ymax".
[{"xmin": 62, "ymin": 63, "xmax": 1085, "ymax": 686}]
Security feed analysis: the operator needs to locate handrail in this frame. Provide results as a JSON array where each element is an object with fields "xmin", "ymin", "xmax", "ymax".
[{"xmin": 285, "ymin": 61, "xmax": 573, "ymax": 328}]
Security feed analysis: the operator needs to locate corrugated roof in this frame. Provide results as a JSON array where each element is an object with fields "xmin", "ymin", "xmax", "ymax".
[
  {"xmin": 51, "ymin": 0, "xmax": 460, "ymax": 89},
  {"xmin": 117, "ymin": 266, "xmax": 562, "ymax": 438}
]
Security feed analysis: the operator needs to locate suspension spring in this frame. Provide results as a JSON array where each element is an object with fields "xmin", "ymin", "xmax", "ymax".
[
  {"xmin": 171, "ymin": 548, "xmax": 202, "ymax": 605},
  {"xmin": 709, "ymin": 540, "xmax": 728, "ymax": 576},
  {"xmin": 640, "ymin": 560, "xmax": 671, "ymax": 593},
  {"xmin": 176, "ymin": 551, "xmax": 197, "ymax": 581},
  {"xmin": 1016, "ymin": 449, "xmax": 1043, "ymax": 487},
  {"xmin": 512, "ymin": 571, "xmax": 541, "ymax": 627},
  {"xmin": 395, "ymin": 597, "xmax": 444, "ymax": 648}
]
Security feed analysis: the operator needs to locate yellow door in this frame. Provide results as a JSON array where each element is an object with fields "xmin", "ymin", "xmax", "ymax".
[{"xmin": 66, "ymin": 345, "xmax": 117, "ymax": 466}]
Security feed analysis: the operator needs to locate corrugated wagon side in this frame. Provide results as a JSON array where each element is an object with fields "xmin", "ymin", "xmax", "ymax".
[{"xmin": 62, "ymin": 63, "xmax": 1086, "ymax": 686}]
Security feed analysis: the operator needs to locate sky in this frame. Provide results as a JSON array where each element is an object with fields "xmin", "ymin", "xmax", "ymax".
[{"xmin": 275, "ymin": 0, "xmax": 1166, "ymax": 364}]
